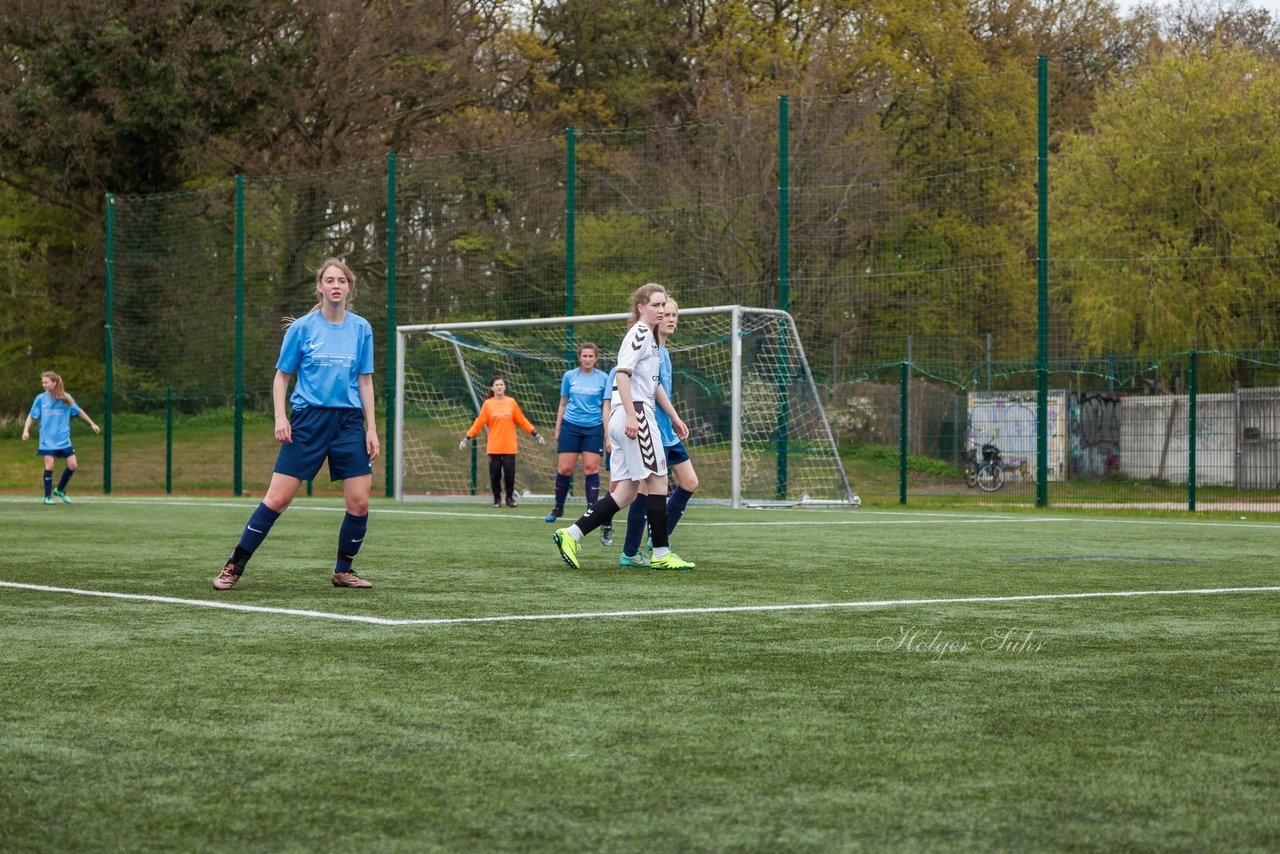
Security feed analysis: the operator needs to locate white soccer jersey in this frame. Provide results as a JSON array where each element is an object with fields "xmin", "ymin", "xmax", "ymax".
[{"xmin": 611, "ymin": 320, "xmax": 662, "ymax": 406}]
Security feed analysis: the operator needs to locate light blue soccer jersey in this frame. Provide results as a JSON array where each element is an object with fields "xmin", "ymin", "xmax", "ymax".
[
  {"xmin": 560, "ymin": 367, "xmax": 609, "ymax": 427},
  {"xmin": 603, "ymin": 367, "xmax": 619, "ymax": 407},
  {"xmin": 29, "ymin": 392, "xmax": 81, "ymax": 450},
  {"xmin": 654, "ymin": 345, "xmax": 679, "ymax": 447},
  {"xmin": 276, "ymin": 311, "xmax": 374, "ymax": 409}
]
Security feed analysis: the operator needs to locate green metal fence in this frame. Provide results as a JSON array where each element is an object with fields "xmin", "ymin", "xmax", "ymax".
[{"xmin": 103, "ymin": 56, "xmax": 1280, "ymax": 510}]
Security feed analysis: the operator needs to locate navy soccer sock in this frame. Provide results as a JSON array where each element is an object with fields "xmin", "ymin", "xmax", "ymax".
[
  {"xmin": 235, "ymin": 503, "xmax": 282, "ymax": 559},
  {"xmin": 623, "ymin": 500, "xmax": 648, "ymax": 556},
  {"xmin": 666, "ymin": 486, "xmax": 694, "ymax": 535},
  {"xmin": 57, "ymin": 468, "xmax": 75, "ymax": 493},
  {"xmin": 335, "ymin": 512, "xmax": 369, "ymax": 573},
  {"xmin": 43, "ymin": 471, "xmax": 53, "ymax": 498},
  {"xmin": 584, "ymin": 473, "xmax": 600, "ymax": 509},
  {"xmin": 554, "ymin": 473, "xmax": 571, "ymax": 510}
]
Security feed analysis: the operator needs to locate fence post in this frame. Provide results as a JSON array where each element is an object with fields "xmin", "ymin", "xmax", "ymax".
[
  {"xmin": 1188, "ymin": 350, "xmax": 1197, "ymax": 512},
  {"xmin": 778, "ymin": 95, "xmax": 790, "ymax": 313},
  {"xmin": 565, "ymin": 126, "xmax": 576, "ymax": 324},
  {"xmin": 470, "ymin": 442, "xmax": 478, "ymax": 496},
  {"xmin": 386, "ymin": 151, "xmax": 398, "ymax": 498},
  {"xmin": 775, "ymin": 96, "xmax": 791, "ymax": 499},
  {"xmin": 234, "ymin": 174, "xmax": 245, "ymax": 497},
  {"xmin": 986, "ymin": 333, "xmax": 993, "ymax": 390},
  {"xmin": 900, "ymin": 361, "xmax": 909, "ymax": 505},
  {"xmin": 104, "ymin": 194, "xmax": 115, "ymax": 495},
  {"xmin": 166, "ymin": 388, "xmax": 173, "ymax": 495},
  {"xmin": 1035, "ymin": 54, "xmax": 1049, "ymax": 508}
]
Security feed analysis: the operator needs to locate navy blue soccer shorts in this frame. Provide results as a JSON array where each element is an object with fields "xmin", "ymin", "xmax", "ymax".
[
  {"xmin": 275, "ymin": 407, "xmax": 372, "ymax": 482},
  {"xmin": 556, "ymin": 420, "xmax": 605, "ymax": 456},
  {"xmin": 35, "ymin": 446, "xmax": 75, "ymax": 458},
  {"xmin": 664, "ymin": 441, "xmax": 690, "ymax": 466}
]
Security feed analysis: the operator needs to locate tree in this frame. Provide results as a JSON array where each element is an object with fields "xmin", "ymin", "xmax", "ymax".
[
  {"xmin": 226, "ymin": 0, "xmax": 509, "ymax": 174},
  {"xmin": 0, "ymin": 0, "xmax": 280, "ymax": 412},
  {"xmin": 0, "ymin": 0, "xmax": 271, "ymax": 204},
  {"xmin": 1052, "ymin": 44, "xmax": 1280, "ymax": 371},
  {"xmin": 1162, "ymin": 0, "xmax": 1280, "ymax": 61},
  {"xmin": 527, "ymin": 0, "xmax": 704, "ymax": 126},
  {"xmin": 968, "ymin": 0, "xmax": 1158, "ymax": 137}
]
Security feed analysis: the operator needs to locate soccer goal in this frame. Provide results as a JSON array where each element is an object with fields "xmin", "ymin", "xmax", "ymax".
[{"xmin": 395, "ymin": 306, "xmax": 858, "ymax": 508}]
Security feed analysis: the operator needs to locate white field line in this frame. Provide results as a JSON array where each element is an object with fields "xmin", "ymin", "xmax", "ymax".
[
  {"xmin": 2, "ymin": 580, "xmax": 1277, "ymax": 627},
  {"xmin": 5, "ymin": 495, "xmax": 1280, "ymax": 529}
]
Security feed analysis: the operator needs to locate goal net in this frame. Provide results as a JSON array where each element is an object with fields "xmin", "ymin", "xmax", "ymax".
[{"xmin": 395, "ymin": 306, "xmax": 857, "ymax": 507}]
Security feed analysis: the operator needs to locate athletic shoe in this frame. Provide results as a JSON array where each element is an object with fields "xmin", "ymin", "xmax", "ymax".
[
  {"xmin": 599, "ymin": 524, "xmax": 614, "ymax": 547},
  {"xmin": 553, "ymin": 528, "xmax": 580, "ymax": 569},
  {"xmin": 645, "ymin": 535, "xmax": 652, "ymax": 552},
  {"xmin": 213, "ymin": 562, "xmax": 241, "ymax": 590},
  {"xmin": 332, "ymin": 570, "xmax": 373, "ymax": 588},
  {"xmin": 619, "ymin": 551, "xmax": 650, "ymax": 568},
  {"xmin": 506, "ymin": 497, "xmax": 518, "ymax": 508},
  {"xmin": 544, "ymin": 507, "xmax": 563, "ymax": 523},
  {"xmin": 53, "ymin": 488, "xmax": 71, "ymax": 504},
  {"xmin": 43, "ymin": 496, "xmax": 54, "ymax": 505},
  {"xmin": 650, "ymin": 552, "xmax": 696, "ymax": 571},
  {"xmin": 493, "ymin": 501, "xmax": 501, "ymax": 508}
]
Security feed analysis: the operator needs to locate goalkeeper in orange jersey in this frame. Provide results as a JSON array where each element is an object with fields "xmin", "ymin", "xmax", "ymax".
[{"xmin": 460, "ymin": 375, "xmax": 544, "ymax": 507}]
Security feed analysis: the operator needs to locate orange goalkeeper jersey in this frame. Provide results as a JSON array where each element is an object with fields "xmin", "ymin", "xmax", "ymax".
[{"xmin": 466, "ymin": 396, "xmax": 536, "ymax": 454}]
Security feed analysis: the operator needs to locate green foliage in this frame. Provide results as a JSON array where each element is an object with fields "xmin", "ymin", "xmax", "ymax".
[
  {"xmin": 1053, "ymin": 46, "xmax": 1280, "ymax": 367},
  {"xmin": 0, "ymin": 0, "xmax": 268, "ymax": 197},
  {"xmin": 0, "ymin": 184, "xmax": 104, "ymax": 415},
  {"xmin": 4, "ymin": 0, "xmax": 1280, "ymax": 426},
  {"xmin": 532, "ymin": 0, "xmax": 698, "ymax": 122},
  {"xmin": 842, "ymin": 441, "xmax": 958, "ymax": 478}
]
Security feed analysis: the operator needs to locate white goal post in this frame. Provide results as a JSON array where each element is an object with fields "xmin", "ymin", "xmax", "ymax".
[{"xmin": 395, "ymin": 305, "xmax": 858, "ymax": 508}]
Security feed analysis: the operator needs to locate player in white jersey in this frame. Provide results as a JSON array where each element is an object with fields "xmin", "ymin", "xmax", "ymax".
[{"xmin": 553, "ymin": 284, "xmax": 696, "ymax": 571}]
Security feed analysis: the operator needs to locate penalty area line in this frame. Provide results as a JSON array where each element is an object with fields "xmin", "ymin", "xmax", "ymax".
[
  {"xmin": 0, "ymin": 581, "xmax": 401, "ymax": 625},
  {"xmin": 2, "ymin": 580, "xmax": 1278, "ymax": 627}
]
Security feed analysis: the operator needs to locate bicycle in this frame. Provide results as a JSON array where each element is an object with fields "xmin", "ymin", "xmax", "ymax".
[{"xmin": 963, "ymin": 442, "xmax": 1005, "ymax": 492}]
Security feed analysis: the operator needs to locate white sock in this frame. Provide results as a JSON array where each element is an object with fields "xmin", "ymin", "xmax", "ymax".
[
  {"xmin": 652, "ymin": 547, "xmax": 669, "ymax": 559},
  {"xmin": 568, "ymin": 524, "xmax": 584, "ymax": 541}
]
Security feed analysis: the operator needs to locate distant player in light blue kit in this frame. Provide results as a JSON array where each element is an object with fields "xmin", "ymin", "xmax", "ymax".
[
  {"xmin": 22, "ymin": 370, "xmax": 100, "ymax": 505},
  {"xmin": 214, "ymin": 258, "xmax": 380, "ymax": 591},
  {"xmin": 546, "ymin": 342, "xmax": 609, "ymax": 524}
]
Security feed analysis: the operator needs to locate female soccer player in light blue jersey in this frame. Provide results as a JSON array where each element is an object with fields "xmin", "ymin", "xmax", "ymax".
[
  {"xmin": 22, "ymin": 371, "xmax": 100, "ymax": 504},
  {"xmin": 546, "ymin": 342, "xmax": 609, "ymax": 523},
  {"xmin": 214, "ymin": 258, "xmax": 380, "ymax": 590}
]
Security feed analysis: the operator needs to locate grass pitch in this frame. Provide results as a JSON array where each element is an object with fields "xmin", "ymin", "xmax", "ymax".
[{"xmin": 2, "ymin": 496, "xmax": 1277, "ymax": 851}]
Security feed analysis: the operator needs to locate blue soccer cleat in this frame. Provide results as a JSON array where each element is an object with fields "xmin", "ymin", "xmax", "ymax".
[{"xmin": 619, "ymin": 551, "xmax": 650, "ymax": 568}]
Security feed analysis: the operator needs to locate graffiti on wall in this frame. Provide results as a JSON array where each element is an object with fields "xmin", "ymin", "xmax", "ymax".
[
  {"xmin": 966, "ymin": 390, "xmax": 1067, "ymax": 481},
  {"xmin": 1068, "ymin": 392, "xmax": 1121, "ymax": 477}
]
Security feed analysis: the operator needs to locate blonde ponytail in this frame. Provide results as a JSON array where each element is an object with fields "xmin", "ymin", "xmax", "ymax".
[{"xmin": 42, "ymin": 371, "xmax": 74, "ymax": 406}]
